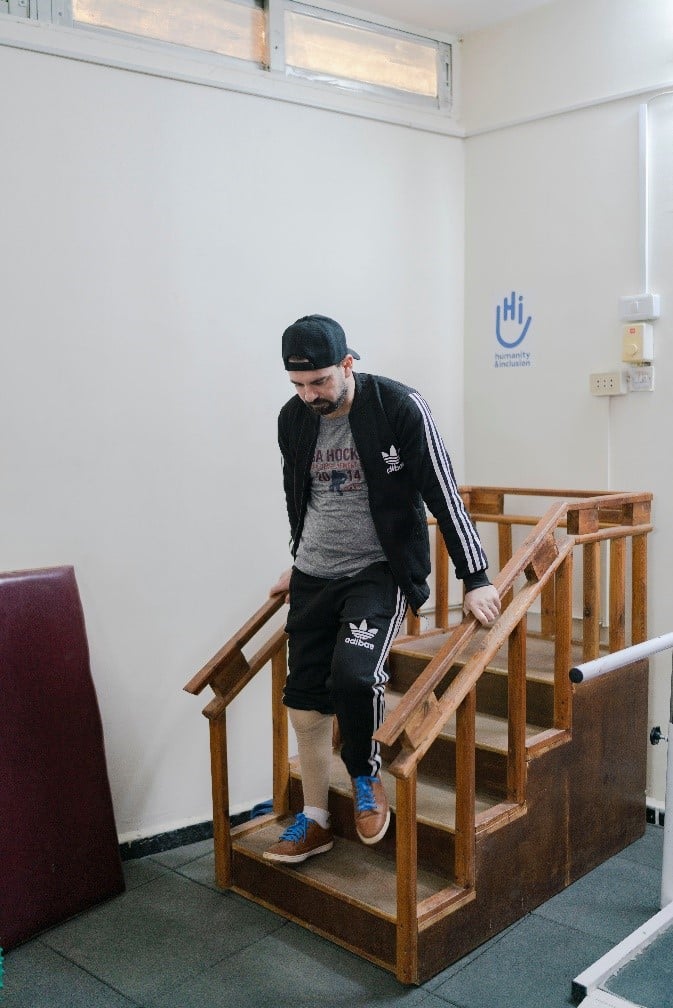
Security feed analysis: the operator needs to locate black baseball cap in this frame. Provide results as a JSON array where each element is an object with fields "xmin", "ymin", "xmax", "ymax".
[{"xmin": 282, "ymin": 315, "xmax": 360, "ymax": 371}]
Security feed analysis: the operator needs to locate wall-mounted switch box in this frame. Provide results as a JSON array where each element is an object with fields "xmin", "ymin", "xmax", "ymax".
[
  {"xmin": 619, "ymin": 293, "xmax": 660, "ymax": 322},
  {"xmin": 622, "ymin": 323, "xmax": 654, "ymax": 363}
]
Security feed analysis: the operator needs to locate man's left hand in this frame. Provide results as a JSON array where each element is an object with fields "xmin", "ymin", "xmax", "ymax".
[{"xmin": 464, "ymin": 585, "xmax": 501, "ymax": 626}]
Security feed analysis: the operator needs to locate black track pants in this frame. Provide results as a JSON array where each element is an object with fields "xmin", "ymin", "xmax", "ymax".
[{"xmin": 283, "ymin": 561, "xmax": 408, "ymax": 778}]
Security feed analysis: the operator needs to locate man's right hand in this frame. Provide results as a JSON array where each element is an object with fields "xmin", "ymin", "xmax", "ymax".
[{"xmin": 270, "ymin": 568, "xmax": 292, "ymax": 603}]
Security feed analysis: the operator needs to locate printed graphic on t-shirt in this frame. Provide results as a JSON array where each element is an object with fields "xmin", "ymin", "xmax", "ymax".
[
  {"xmin": 312, "ymin": 445, "xmax": 364, "ymax": 497},
  {"xmin": 294, "ymin": 416, "xmax": 386, "ymax": 579}
]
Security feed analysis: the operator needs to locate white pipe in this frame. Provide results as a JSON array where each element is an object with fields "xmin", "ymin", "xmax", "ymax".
[
  {"xmin": 638, "ymin": 91, "xmax": 673, "ymax": 294},
  {"xmin": 639, "ymin": 101, "xmax": 649, "ymax": 293},
  {"xmin": 569, "ymin": 632, "xmax": 673, "ymax": 682}
]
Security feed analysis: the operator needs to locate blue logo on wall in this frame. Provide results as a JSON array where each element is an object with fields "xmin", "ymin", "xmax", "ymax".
[{"xmin": 494, "ymin": 291, "xmax": 533, "ymax": 369}]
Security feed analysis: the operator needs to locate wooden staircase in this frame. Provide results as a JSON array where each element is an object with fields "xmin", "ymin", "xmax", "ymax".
[{"xmin": 184, "ymin": 487, "xmax": 653, "ymax": 984}]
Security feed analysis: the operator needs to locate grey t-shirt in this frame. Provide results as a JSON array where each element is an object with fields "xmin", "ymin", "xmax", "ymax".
[{"xmin": 294, "ymin": 414, "xmax": 387, "ymax": 579}]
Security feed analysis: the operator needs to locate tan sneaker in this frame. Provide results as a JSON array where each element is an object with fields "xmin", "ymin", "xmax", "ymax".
[
  {"xmin": 351, "ymin": 775, "xmax": 390, "ymax": 845},
  {"xmin": 263, "ymin": 813, "xmax": 333, "ymax": 864}
]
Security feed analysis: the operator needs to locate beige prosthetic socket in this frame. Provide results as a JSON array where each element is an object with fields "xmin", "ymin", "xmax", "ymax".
[{"xmin": 288, "ymin": 707, "xmax": 334, "ymax": 812}]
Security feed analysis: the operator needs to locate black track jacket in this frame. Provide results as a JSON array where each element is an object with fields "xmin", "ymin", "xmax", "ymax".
[{"xmin": 278, "ymin": 372, "xmax": 491, "ymax": 614}]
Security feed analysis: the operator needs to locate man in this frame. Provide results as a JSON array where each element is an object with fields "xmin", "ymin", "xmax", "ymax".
[{"xmin": 264, "ymin": 315, "xmax": 500, "ymax": 865}]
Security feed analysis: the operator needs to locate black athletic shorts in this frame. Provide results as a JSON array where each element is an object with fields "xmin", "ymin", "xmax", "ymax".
[{"xmin": 283, "ymin": 561, "xmax": 407, "ymax": 777}]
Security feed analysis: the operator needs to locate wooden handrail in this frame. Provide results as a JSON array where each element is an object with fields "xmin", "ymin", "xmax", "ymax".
[
  {"xmin": 376, "ymin": 501, "xmax": 568, "ymax": 749},
  {"xmin": 183, "ymin": 592, "xmax": 289, "ymax": 892},
  {"xmin": 184, "ymin": 593, "xmax": 286, "ymax": 696},
  {"xmin": 462, "ymin": 485, "xmax": 652, "ymax": 502},
  {"xmin": 388, "ymin": 538, "xmax": 575, "ymax": 779},
  {"xmin": 376, "ymin": 488, "xmax": 652, "ymax": 776},
  {"xmin": 200, "ymin": 625, "xmax": 289, "ymax": 721}
]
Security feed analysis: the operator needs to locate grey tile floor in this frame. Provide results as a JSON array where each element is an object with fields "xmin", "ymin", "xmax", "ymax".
[{"xmin": 1, "ymin": 825, "xmax": 665, "ymax": 1008}]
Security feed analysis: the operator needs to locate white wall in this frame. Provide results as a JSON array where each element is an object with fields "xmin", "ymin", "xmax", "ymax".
[
  {"xmin": 462, "ymin": 0, "xmax": 673, "ymax": 135},
  {"xmin": 6, "ymin": 0, "xmax": 668, "ymax": 838},
  {"xmin": 0, "ymin": 42, "xmax": 465, "ymax": 840},
  {"xmin": 463, "ymin": 0, "xmax": 673, "ymax": 802}
]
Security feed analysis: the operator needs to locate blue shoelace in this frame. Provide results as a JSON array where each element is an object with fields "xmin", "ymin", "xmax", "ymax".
[
  {"xmin": 279, "ymin": 813, "xmax": 310, "ymax": 842},
  {"xmin": 353, "ymin": 775, "xmax": 378, "ymax": 812}
]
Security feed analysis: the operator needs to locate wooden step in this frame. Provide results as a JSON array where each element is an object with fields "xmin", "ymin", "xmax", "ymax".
[
  {"xmin": 305, "ymin": 753, "xmax": 500, "ymax": 830},
  {"xmin": 230, "ymin": 815, "xmax": 472, "ymax": 975},
  {"xmin": 389, "ymin": 628, "xmax": 561, "ymax": 727},
  {"xmin": 232, "ymin": 817, "xmax": 453, "ymax": 918},
  {"xmin": 390, "ymin": 627, "xmax": 563, "ymax": 675},
  {"xmin": 288, "ymin": 751, "xmax": 514, "ymax": 875},
  {"xmin": 386, "ymin": 688, "xmax": 545, "ymax": 752},
  {"xmin": 390, "ymin": 625, "xmax": 600, "ymax": 683},
  {"xmin": 384, "ymin": 689, "xmax": 547, "ymax": 796}
]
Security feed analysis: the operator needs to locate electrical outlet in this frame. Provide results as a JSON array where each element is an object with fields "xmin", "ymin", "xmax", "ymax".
[
  {"xmin": 627, "ymin": 365, "xmax": 655, "ymax": 392},
  {"xmin": 590, "ymin": 371, "xmax": 628, "ymax": 396}
]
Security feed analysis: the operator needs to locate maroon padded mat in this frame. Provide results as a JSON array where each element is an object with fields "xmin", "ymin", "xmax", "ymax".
[{"xmin": 0, "ymin": 566, "xmax": 125, "ymax": 949}]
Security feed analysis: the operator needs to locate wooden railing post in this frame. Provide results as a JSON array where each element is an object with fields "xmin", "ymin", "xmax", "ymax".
[
  {"xmin": 271, "ymin": 639, "xmax": 289, "ymax": 816},
  {"xmin": 553, "ymin": 551, "xmax": 573, "ymax": 730},
  {"xmin": 507, "ymin": 617, "xmax": 527, "ymax": 804},
  {"xmin": 435, "ymin": 530, "xmax": 449, "ymax": 629},
  {"xmin": 567, "ymin": 506, "xmax": 602, "ymax": 661},
  {"xmin": 498, "ymin": 523, "xmax": 513, "ymax": 611},
  {"xmin": 406, "ymin": 610, "xmax": 421, "ymax": 636},
  {"xmin": 395, "ymin": 773, "xmax": 418, "ymax": 984},
  {"xmin": 208, "ymin": 712, "xmax": 232, "ymax": 889},
  {"xmin": 632, "ymin": 533, "xmax": 648, "ymax": 645},
  {"xmin": 540, "ymin": 579, "xmax": 555, "ymax": 638},
  {"xmin": 582, "ymin": 541, "xmax": 601, "ymax": 661},
  {"xmin": 609, "ymin": 537, "xmax": 627, "ymax": 653},
  {"xmin": 454, "ymin": 687, "xmax": 476, "ymax": 888}
]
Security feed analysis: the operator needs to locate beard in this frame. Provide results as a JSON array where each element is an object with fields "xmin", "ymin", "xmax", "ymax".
[{"xmin": 307, "ymin": 379, "xmax": 349, "ymax": 416}]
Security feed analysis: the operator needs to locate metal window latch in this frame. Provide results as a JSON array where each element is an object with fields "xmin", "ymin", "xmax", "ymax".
[{"xmin": 650, "ymin": 725, "xmax": 667, "ymax": 745}]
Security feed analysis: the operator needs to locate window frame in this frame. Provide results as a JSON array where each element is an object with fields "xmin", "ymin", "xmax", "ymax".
[
  {"xmin": 68, "ymin": 0, "xmax": 267, "ymax": 69},
  {"xmin": 283, "ymin": 1, "xmax": 452, "ymax": 110},
  {"xmin": 0, "ymin": 0, "xmax": 460, "ymax": 135}
]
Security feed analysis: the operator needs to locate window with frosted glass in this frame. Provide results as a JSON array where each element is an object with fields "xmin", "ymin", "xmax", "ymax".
[
  {"xmin": 284, "ymin": 9, "xmax": 439, "ymax": 99},
  {"xmin": 73, "ymin": 0, "xmax": 265, "ymax": 64}
]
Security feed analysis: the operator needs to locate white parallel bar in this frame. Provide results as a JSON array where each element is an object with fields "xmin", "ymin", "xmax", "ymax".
[
  {"xmin": 662, "ymin": 720, "xmax": 673, "ymax": 908},
  {"xmin": 569, "ymin": 632, "xmax": 673, "ymax": 683},
  {"xmin": 577, "ymin": 992, "xmax": 642, "ymax": 1008},
  {"xmin": 572, "ymin": 899, "xmax": 673, "ymax": 1000}
]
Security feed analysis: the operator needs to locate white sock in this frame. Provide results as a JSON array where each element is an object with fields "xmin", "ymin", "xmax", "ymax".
[{"xmin": 304, "ymin": 805, "xmax": 331, "ymax": 830}]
